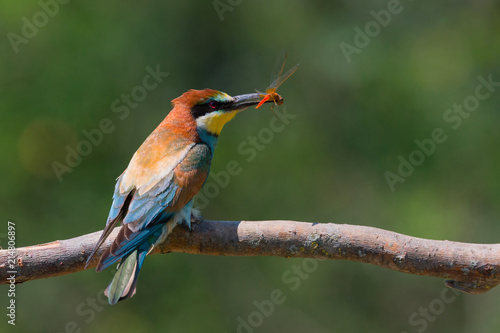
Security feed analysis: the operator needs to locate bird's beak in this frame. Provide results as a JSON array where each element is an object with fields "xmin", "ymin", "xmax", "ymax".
[{"xmin": 227, "ymin": 93, "xmax": 274, "ymax": 111}]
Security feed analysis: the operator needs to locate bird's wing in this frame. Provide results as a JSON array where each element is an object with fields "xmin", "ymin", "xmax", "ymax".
[
  {"xmin": 86, "ymin": 137, "xmax": 196, "ymax": 266},
  {"xmin": 95, "ymin": 143, "xmax": 212, "ymax": 271},
  {"xmin": 120, "ymin": 137, "xmax": 197, "ymax": 196}
]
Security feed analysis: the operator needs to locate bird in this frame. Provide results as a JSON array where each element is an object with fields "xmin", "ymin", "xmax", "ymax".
[{"xmin": 86, "ymin": 88, "xmax": 273, "ymax": 304}]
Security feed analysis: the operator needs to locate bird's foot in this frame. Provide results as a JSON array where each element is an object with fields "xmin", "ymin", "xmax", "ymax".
[{"xmin": 190, "ymin": 209, "xmax": 203, "ymax": 226}]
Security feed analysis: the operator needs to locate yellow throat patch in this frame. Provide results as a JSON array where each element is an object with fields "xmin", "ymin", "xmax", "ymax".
[{"xmin": 196, "ymin": 110, "xmax": 238, "ymax": 135}]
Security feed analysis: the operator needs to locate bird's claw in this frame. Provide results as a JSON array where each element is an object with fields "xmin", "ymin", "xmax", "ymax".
[{"xmin": 190, "ymin": 209, "xmax": 203, "ymax": 226}]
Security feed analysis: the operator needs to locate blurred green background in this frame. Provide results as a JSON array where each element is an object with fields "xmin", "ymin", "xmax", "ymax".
[{"xmin": 1, "ymin": 1, "xmax": 500, "ymax": 332}]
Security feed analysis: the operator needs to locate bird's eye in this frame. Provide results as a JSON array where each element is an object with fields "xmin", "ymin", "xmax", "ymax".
[{"xmin": 209, "ymin": 101, "xmax": 218, "ymax": 110}]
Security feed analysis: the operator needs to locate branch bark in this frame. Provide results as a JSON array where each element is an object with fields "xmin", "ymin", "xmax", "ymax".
[{"xmin": 1, "ymin": 220, "xmax": 499, "ymax": 294}]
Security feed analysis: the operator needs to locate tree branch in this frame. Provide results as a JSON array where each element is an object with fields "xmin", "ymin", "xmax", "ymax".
[{"xmin": 1, "ymin": 220, "xmax": 499, "ymax": 294}]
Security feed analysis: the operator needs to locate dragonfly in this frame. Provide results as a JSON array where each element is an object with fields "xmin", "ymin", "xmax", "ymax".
[{"xmin": 255, "ymin": 51, "xmax": 299, "ymax": 110}]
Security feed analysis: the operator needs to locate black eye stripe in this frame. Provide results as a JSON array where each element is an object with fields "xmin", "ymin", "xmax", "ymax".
[
  {"xmin": 191, "ymin": 100, "xmax": 229, "ymax": 118},
  {"xmin": 191, "ymin": 104, "xmax": 211, "ymax": 118}
]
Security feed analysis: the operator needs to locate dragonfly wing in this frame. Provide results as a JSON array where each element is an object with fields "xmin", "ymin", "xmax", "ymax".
[
  {"xmin": 267, "ymin": 50, "xmax": 287, "ymax": 90},
  {"xmin": 267, "ymin": 63, "xmax": 299, "ymax": 91}
]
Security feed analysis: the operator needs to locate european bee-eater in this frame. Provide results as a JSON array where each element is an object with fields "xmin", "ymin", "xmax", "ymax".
[{"xmin": 86, "ymin": 89, "xmax": 273, "ymax": 304}]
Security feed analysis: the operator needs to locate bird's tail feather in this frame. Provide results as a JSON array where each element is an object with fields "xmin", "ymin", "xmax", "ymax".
[
  {"xmin": 104, "ymin": 248, "xmax": 148, "ymax": 305},
  {"xmin": 85, "ymin": 217, "xmax": 121, "ymax": 268},
  {"xmin": 97, "ymin": 223, "xmax": 163, "ymax": 272}
]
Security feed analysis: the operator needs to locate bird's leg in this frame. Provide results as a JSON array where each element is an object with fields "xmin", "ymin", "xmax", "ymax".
[{"xmin": 190, "ymin": 208, "xmax": 203, "ymax": 226}]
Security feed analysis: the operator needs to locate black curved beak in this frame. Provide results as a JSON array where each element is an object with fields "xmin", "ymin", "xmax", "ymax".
[{"xmin": 227, "ymin": 93, "xmax": 275, "ymax": 111}]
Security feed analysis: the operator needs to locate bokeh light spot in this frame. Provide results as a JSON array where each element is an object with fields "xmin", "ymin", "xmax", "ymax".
[{"xmin": 18, "ymin": 118, "xmax": 78, "ymax": 179}]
